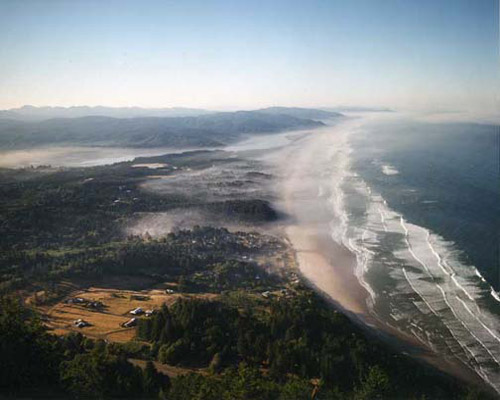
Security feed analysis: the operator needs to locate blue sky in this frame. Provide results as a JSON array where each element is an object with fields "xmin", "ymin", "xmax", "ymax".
[{"xmin": 0, "ymin": 0, "xmax": 498, "ymax": 111}]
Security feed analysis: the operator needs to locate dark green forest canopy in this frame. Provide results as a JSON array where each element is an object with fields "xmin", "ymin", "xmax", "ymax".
[
  {"xmin": 0, "ymin": 150, "xmax": 278, "ymax": 250},
  {"xmin": 0, "ymin": 297, "xmax": 169, "ymax": 398},
  {"xmin": 0, "ymin": 151, "xmax": 283, "ymax": 294},
  {"xmin": 0, "ymin": 289, "xmax": 493, "ymax": 399},
  {"xmin": 0, "ymin": 145, "xmax": 494, "ymax": 399}
]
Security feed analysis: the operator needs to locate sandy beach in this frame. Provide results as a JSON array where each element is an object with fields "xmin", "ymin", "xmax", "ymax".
[
  {"xmin": 286, "ymin": 224, "xmax": 368, "ymax": 315},
  {"xmin": 271, "ymin": 120, "xmax": 492, "ymax": 393},
  {"xmin": 272, "ymin": 121, "xmax": 373, "ymax": 316}
]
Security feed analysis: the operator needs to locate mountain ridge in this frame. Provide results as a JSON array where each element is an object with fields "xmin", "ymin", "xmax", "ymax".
[
  {"xmin": 0, "ymin": 109, "xmax": 333, "ymax": 149},
  {"xmin": 0, "ymin": 105, "xmax": 213, "ymax": 121}
]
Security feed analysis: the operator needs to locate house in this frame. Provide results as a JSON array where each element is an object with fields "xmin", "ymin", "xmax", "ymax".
[
  {"xmin": 123, "ymin": 318, "xmax": 137, "ymax": 328},
  {"xmin": 88, "ymin": 301, "xmax": 104, "ymax": 309},
  {"xmin": 165, "ymin": 289, "xmax": 175, "ymax": 294},
  {"xmin": 261, "ymin": 291, "xmax": 271, "ymax": 298},
  {"xmin": 130, "ymin": 307, "xmax": 144, "ymax": 315},
  {"xmin": 66, "ymin": 297, "xmax": 86, "ymax": 304},
  {"xmin": 74, "ymin": 319, "xmax": 90, "ymax": 328}
]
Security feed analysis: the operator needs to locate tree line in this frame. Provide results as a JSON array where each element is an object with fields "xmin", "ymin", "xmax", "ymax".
[{"xmin": 136, "ymin": 290, "xmax": 491, "ymax": 399}]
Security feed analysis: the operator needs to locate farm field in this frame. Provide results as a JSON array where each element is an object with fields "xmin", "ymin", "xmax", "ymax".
[{"xmin": 40, "ymin": 287, "xmax": 218, "ymax": 342}]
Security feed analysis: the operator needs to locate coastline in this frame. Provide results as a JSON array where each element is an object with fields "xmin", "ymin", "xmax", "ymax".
[
  {"xmin": 286, "ymin": 224, "xmax": 368, "ymax": 315},
  {"xmin": 269, "ymin": 119, "xmax": 493, "ymax": 394},
  {"xmin": 284, "ymin": 222, "xmax": 489, "ymax": 391}
]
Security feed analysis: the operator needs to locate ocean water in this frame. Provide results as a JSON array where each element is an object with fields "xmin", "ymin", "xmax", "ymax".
[{"xmin": 335, "ymin": 116, "xmax": 500, "ymax": 392}]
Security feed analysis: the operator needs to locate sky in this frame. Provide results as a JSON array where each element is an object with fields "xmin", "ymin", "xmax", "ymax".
[{"xmin": 0, "ymin": 0, "xmax": 498, "ymax": 112}]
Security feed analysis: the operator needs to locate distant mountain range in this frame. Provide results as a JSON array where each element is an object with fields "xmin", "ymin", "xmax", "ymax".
[
  {"xmin": 0, "ymin": 105, "xmax": 344, "ymax": 121},
  {"xmin": 255, "ymin": 106, "xmax": 343, "ymax": 120},
  {"xmin": 0, "ymin": 105, "xmax": 212, "ymax": 121},
  {"xmin": 0, "ymin": 108, "xmax": 338, "ymax": 149},
  {"xmin": 325, "ymin": 106, "xmax": 393, "ymax": 112}
]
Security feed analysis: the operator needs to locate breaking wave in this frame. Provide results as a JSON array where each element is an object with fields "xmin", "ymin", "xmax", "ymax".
[{"xmin": 323, "ymin": 120, "xmax": 500, "ymax": 394}]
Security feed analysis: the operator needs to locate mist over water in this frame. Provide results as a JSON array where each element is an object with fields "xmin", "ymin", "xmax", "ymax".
[{"xmin": 0, "ymin": 146, "xmax": 211, "ymax": 168}]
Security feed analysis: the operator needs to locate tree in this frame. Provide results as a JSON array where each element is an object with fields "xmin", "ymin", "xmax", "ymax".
[
  {"xmin": 60, "ymin": 347, "xmax": 143, "ymax": 398},
  {"xmin": 208, "ymin": 352, "xmax": 222, "ymax": 374},
  {"xmin": 142, "ymin": 360, "xmax": 170, "ymax": 397},
  {"xmin": 354, "ymin": 365, "xmax": 391, "ymax": 400},
  {"xmin": 0, "ymin": 297, "xmax": 61, "ymax": 396},
  {"xmin": 278, "ymin": 377, "xmax": 314, "ymax": 400},
  {"xmin": 158, "ymin": 340, "xmax": 187, "ymax": 365}
]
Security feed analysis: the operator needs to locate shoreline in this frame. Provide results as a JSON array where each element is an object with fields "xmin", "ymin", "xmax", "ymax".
[
  {"xmin": 269, "ymin": 119, "xmax": 492, "ymax": 394},
  {"xmin": 286, "ymin": 224, "xmax": 368, "ymax": 315},
  {"xmin": 284, "ymin": 221, "xmax": 488, "ymax": 392}
]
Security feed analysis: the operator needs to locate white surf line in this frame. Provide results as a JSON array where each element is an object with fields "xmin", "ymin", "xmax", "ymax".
[
  {"xmin": 437, "ymin": 285, "xmax": 500, "ymax": 368},
  {"xmin": 424, "ymin": 331, "xmax": 439, "ymax": 353},
  {"xmin": 400, "ymin": 217, "xmax": 434, "ymax": 279},
  {"xmin": 326, "ymin": 147, "xmax": 377, "ymax": 307},
  {"xmin": 341, "ymin": 125, "xmax": 499, "ymax": 390},
  {"xmin": 423, "ymin": 228, "xmax": 453, "ymax": 277},
  {"xmin": 455, "ymin": 295, "xmax": 500, "ymax": 345},
  {"xmin": 360, "ymin": 228, "xmax": 376, "ymax": 255},
  {"xmin": 450, "ymin": 275, "xmax": 476, "ymax": 303},
  {"xmin": 329, "ymin": 185, "xmax": 348, "ymax": 244},
  {"xmin": 402, "ymin": 268, "xmax": 440, "ymax": 319},
  {"xmin": 409, "ymin": 328, "xmax": 429, "ymax": 347},
  {"xmin": 424, "ymin": 227, "xmax": 478, "ymax": 305},
  {"xmin": 432, "ymin": 237, "xmax": 500, "ymax": 308},
  {"xmin": 403, "ymin": 268, "xmax": 479, "ymax": 371},
  {"xmin": 443, "ymin": 320, "xmax": 500, "ymax": 395},
  {"xmin": 478, "ymin": 274, "xmax": 500, "ymax": 306},
  {"xmin": 372, "ymin": 201, "xmax": 471, "ymax": 359},
  {"xmin": 436, "ymin": 318, "xmax": 492, "ymax": 390},
  {"xmin": 339, "ymin": 195, "xmax": 350, "ymax": 242},
  {"xmin": 404, "ymin": 320, "xmax": 430, "ymax": 348},
  {"xmin": 403, "ymin": 216, "xmax": 500, "ymax": 390},
  {"xmin": 361, "ymin": 228, "xmax": 367, "ymax": 242},
  {"xmin": 328, "ymin": 160, "xmax": 348, "ymax": 240},
  {"xmin": 378, "ymin": 206, "xmax": 388, "ymax": 232},
  {"xmin": 346, "ymin": 237, "xmax": 377, "ymax": 306},
  {"xmin": 476, "ymin": 270, "xmax": 487, "ymax": 283}
]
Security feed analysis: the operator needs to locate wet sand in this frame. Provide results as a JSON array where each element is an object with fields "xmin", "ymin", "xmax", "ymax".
[
  {"xmin": 273, "ymin": 121, "xmax": 373, "ymax": 316},
  {"xmin": 286, "ymin": 221, "xmax": 486, "ymax": 388},
  {"xmin": 272, "ymin": 120, "xmax": 490, "ymax": 392},
  {"xmin": 287, "ymin": 224, "xmax": 368, "ymax": 315}
]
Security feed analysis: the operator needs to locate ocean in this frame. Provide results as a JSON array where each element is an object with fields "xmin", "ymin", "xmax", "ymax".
[{"xmin": 337, "ymin": 115, "xmax": 500, "ymax": 392}]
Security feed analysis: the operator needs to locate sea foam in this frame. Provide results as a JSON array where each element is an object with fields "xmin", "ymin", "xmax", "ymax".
[{"xmin": 322, "ymin": 118, "xmax": 500, "ymax": 394}]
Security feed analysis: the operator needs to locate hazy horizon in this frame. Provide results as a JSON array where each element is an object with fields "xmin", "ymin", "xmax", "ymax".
[
  {"xmin": 0, "ymin": 103, "xmax": 390, "ymax": 112},
  {"xmin": 1, "ymin": 2, "xmax": 500, "ymax": 396},
  {"xmin": 1, "ymin": 0, "xmax": 498, "ymax": 115}
]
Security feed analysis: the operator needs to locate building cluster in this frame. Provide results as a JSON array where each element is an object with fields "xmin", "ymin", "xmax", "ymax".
[{"xmin": 65, "ymin": 297, "xmax": 104, "ymax": 309}]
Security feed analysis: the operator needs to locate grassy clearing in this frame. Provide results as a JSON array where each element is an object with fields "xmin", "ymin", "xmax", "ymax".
[
  {"xmin": 129, "ymin": 358, "xmax": 208, "ymax": 378},
  {"xmin": 41, "ymin": 287, "xmax": 218, "ymax": 342}
]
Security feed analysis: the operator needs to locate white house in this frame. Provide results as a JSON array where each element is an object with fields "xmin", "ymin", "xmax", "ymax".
[{"xmin": 130, "ymin": 307, "xmax": 144, "ymax": 315}]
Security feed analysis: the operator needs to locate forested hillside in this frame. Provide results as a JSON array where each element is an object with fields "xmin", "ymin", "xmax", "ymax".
[{"xmin": 0, "ymin": 110, "xmax": 326, "ymax": 149}]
